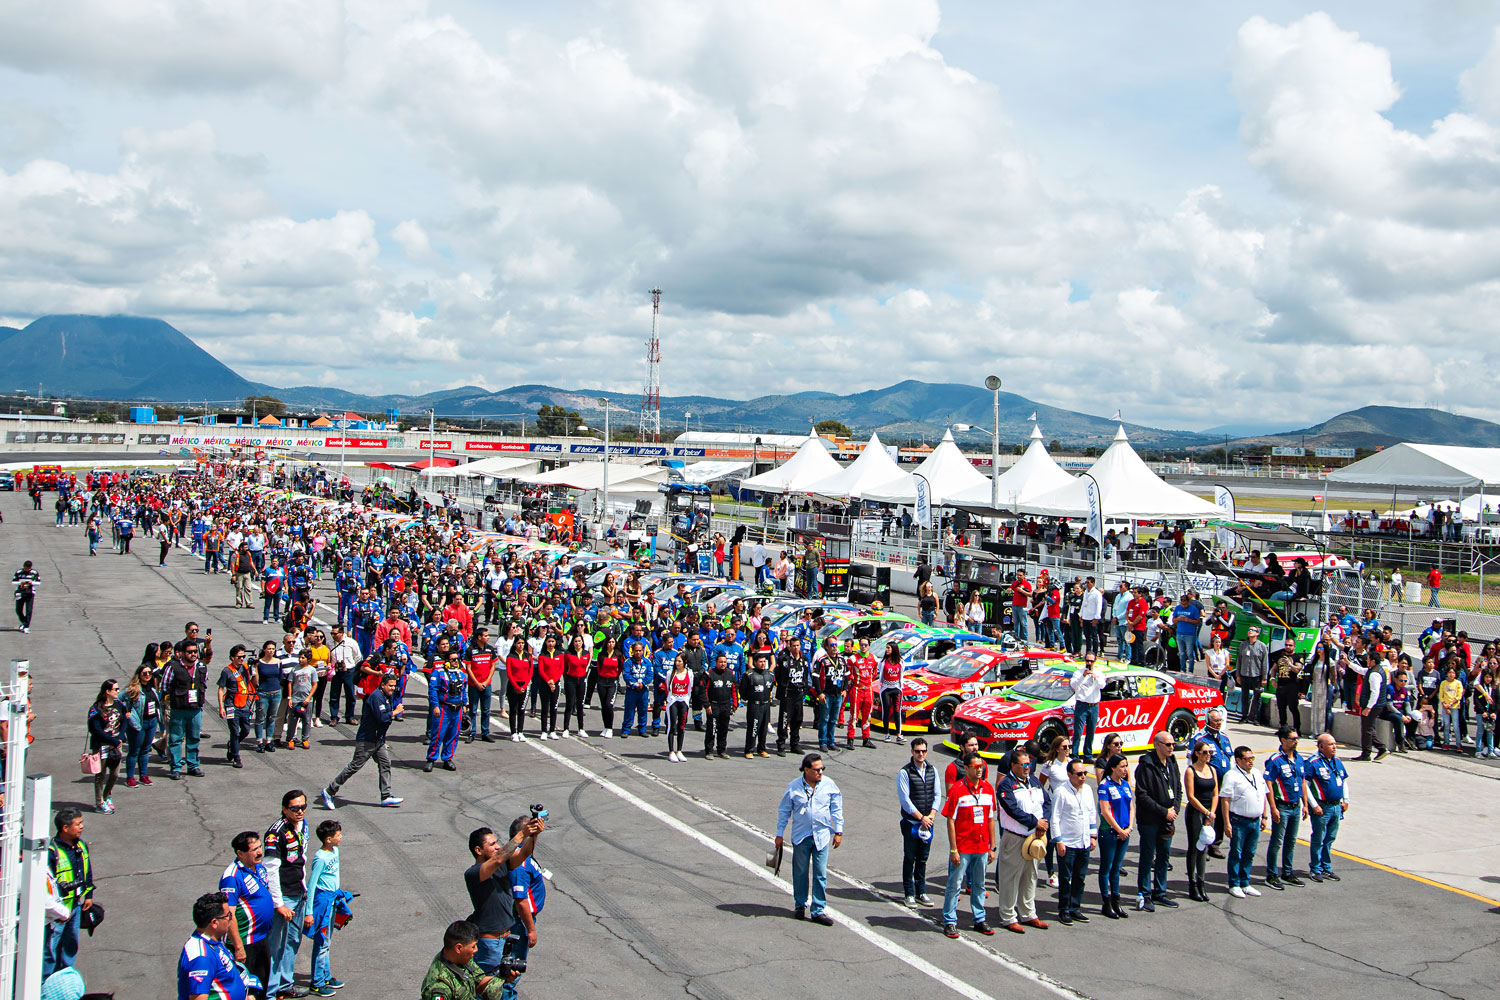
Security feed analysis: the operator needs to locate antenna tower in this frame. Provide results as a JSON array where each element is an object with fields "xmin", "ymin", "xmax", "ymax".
[{"xmin": 639, "ymin": 287, "xmax": 662, "ymax": 442}]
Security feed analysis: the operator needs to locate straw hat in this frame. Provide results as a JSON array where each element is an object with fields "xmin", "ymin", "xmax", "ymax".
[{"xmin": 1022, "ymin": 828, "xmax": 1047, "ymax": 861}]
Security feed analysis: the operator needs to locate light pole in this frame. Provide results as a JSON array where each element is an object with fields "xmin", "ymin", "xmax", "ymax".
[
  {"xmin": 599, "ymin": 398, "xmax": 612, "ymax": 532},
  {"xmin": 985, "ymin": 375, "xmax": 1002, "ymax": 542}
]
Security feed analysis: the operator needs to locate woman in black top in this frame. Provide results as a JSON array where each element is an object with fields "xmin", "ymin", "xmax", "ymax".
[
  {"xmin": 1183, "ymin": 741, "xmax": 1220, "ymax": 901},
  {"xmin": 122, "ymin": 663, "xmax": 163, "ymax": 787},
  {"xmin": 87, "ymin": 679, "xmax": 125, "ymax": 813}
]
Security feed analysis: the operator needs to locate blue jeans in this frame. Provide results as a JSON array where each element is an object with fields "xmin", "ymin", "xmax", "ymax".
[
  {"xmin": 268, "ymin": 892, "xmax": 306, "ymax": 995},
  {"xmin": 311, "ymin": 923, "xmax": 332, "ymax": 985},
  {"xmin": 1012, "ymin": 611, "xmax": 1028, "ymax": 642},
  {"xmin": 791, "ymin": 836, "xmax": 829, "ymax": 915},
  {"xmin": 1176, "ymin": 631, "xmax": 1198, "ymax": 670},
  {"xmin": 125, "ymin": 720, "xmax": 157, "ymax": 779},
  {"xmin": 168, "ymin": 705, "xmax": 202, "ymax": 771},
  {"xmin": 941, "ymin": 851, "xmax": 989, "ymax": 927},
  {"xmin": 262, "ymin": 592, "xmax": 282, "ymax": 622},
  {"xmin": 1097, "ymin": 828, "xmax": 1129, "ymax": 899},
  {"xmin": 1071, "ymin": 701, "xmax": 1099, "ymax": 758},
  {"xmin": 1136, "ymin": 823, "xmax": 1170, "ymax": 897},
  {"xmin": 622, "ymin": 686, "xmax": 649, "ymax": 734},
  {"xmin": 1429, "ymin": 588, "xmax": 1441, "ymax": 607},
  {"xmin": 1266, "ymin": 808, "xmax": 1301, "ymax": 877},
  {"xmin": 1442, "ymin": 706, "xmax": 1462, "ymax": 746},
  {"xmin": 1227, "ymin": 815, "xmax": 1261, "ymax": 888},
  {"xmin": 474, "ymin": 935, "xmax": 506, "ymax": 975},
  {"xmin": 1057, "ymin": 845, "xmax": 1090, "ymax": 914},
  {"xmin": 255, "ymin": 690, "xmax": 283, "ymax": 741},
  {"xmin": 1479, "ymin": 718, "xmax": 1497, "ymax": 754},
  {"xmin": 43, "ymin": 906, "xmax": 82, "ymax": 978},
  {"xmin": 816, "ymin": 698, "xmax": 839, "ymax": 747},
  {"xmin": 1114, "ymin": 623, "xmax": 1128, "ymax": 658},
  {"xmin": 468, "ymin": 685, "xmax": 493, "ymax": 737},
  {"xmin": 329, "ymin": 671, "xmax": 357, "ymax": 722},
  {"xmin": 1307, "ymin": 803, "xmax": 1342, "ymax": 875},
  {"xmin": 499, "ymin": 917, "xmax": 530, "ymax": 1000}
]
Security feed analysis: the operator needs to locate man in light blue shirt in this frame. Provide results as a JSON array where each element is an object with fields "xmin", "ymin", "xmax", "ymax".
[{"xmin": 775, "ymin": 753, "xmax": 844, "ymax": 924}]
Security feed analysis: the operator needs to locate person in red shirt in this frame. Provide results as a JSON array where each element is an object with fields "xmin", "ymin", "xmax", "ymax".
[
  {"xmin": 845, "ymin": 639, "xmax": 878, "ymax": 749},
  {"xmin": 374, "ymin": 608, "xmax": 412, "ymax": 649},
  {"xmin": 944, "ymin": 731, "xmax": 989, "ymax": 788},
  {"xmin": 1127, "ymin": 587, "xmax": 1150, "ymax": 666},
  {"xmin": 561, "ymin": 634, "xmax": 592, "ymax": 736},
  {"xmin": 1427, "ymin": 567, "xmax": 1443, "ymax": 608},
  {"xmin": 877, "ymin": 643, "xmax": 905, "ymax": 742},
  {"xmin": 592, "ymin": 635, "xmax": 622, "ymax": 738},
  {"xmin": 442, "ymin": 592, "xmax": 473, "ymax": 639},
  {"xmin": 941, "ymin": 752, "xmax": 1000, "ymax": 938},
  {"xmin": 535, "ymin": 634, "xmax": 565, "ymax": 739},
  {"xmin": 1011, "ymin": 571, "xmax": 1033, "ymax": 643},
  {"xmin": 464, "ymin": 626, "xmax": 497, "ymax": 743},
  {"xmin": 504, "ymin": 639, "xmax": 534, "ymax": 741}
]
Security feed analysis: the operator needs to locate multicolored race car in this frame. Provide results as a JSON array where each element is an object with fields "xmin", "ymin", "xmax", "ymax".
[
  {"xmin": 867, "ymin": 626, "xmax": 995, "ymax": 668},
  {"xmin": 814, "ymin": 610, "xmax": 922, "ymax": 647},
  {"xmin": 880, "ymin": 646, "xmax": 1053, "ymax": 732},
  {"xmin": 945, "ymin": 660, "xmax": 1224, "ymax": 759}
]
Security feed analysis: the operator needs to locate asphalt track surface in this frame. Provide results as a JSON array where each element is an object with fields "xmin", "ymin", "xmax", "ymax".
[{"xmin": 2, "ymin": 492, "xmax": 1497, "ymax": 1000}]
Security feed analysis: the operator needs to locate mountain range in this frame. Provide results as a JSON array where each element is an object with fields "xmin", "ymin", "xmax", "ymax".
[{"xmin": 4, "ymin": 314, "xmax": 1499, "ymax": 451}]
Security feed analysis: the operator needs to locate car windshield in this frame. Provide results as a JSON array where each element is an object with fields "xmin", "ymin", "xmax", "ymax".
[
  {"xmin": 923, "ymin": 651, "xmax": 991, "ymax": 678},
  {"xmin": 1006, "ymin": 664, "xmax": 1077, "ymax": 701},
  {"xmin": 867, "ymin": 632, "xmax": 914, "ymax": 660}
]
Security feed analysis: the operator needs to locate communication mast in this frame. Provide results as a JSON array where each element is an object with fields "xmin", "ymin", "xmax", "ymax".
[{"xmin": 639, "ymin": 287, "xmax": 662, "ymax": 442}]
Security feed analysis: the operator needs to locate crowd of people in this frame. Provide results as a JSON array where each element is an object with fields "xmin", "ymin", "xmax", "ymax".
[{"xmin": 10, "ymin": 463, "xmax": 1465, "ymax": 998}]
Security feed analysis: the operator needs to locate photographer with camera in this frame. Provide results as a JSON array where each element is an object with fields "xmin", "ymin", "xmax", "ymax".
[
  {"xmin": 463, "ymin": 812, "xmax": 545, "ymax": 978},
  {"xmin": 499, "ymin": 808, "xmax": 549, "ymax": 1000}
]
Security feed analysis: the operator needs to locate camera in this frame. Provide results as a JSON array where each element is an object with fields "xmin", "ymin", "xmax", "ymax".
[{"xmin": 529, "ymin": 804, "xmax": 548, "ymax": 821}]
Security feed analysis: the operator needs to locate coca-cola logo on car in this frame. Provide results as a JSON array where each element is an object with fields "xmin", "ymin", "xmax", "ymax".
[
  {"xmin": 958, "ymin": 699, "xmax": 1028, "ymax": 725},
  {"xmin": 1177, "ymin": 685, "xmax": 1220, "ymax": 703}
]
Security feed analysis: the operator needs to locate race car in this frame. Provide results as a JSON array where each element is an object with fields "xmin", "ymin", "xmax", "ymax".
[
  {"xmin": 867, "ymin": 627, "xmax": 996, "ymax": 669},
  {"xmin": 945, "ymin": 660, "xmax": 1224, "ymax": 759},
  {"xmin": 813, "ymin": 609, "xmax": 922, "ymax": 648},
  {"xmin": 880, "ymin": 645, "xmax": 1052, "ymax": 732}
]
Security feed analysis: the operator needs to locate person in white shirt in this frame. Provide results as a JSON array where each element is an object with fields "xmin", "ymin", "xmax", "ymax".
[
  {"xmin": 1389, "ymin": 569, "xmax": 1404, "ymax": 601},
  {"xmin": 964, "ymin": 592, "xmax": 985, "ymax": 631},
  {"xmin": 1050, "ymin": 760, "xmax": 1099, "ymax": 924},
  {"xmin": 1069, "ymin": 657, "xmax": 1103, "ymax": 759},
  {"xmin": 1218, "ymin": 746, "xmax": 1270, "ymax": 897},
  {"xmin": 750, "ymin": 539, "xmax": 769, "ymax": 586},
  {"xmin": 326, "ymin": 623, "xmax": 363, "ymax": 725},
  {"xmin": 1079, "ymin": 578, "xmax": 1104, "ymax": 656}
]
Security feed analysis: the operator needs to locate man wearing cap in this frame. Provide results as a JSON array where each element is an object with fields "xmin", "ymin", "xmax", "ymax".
[
  {"xmin": 994, "ymin": 747, "xmax": 1050, "ymax": 934},
  {"xmin": 1010, "ymin": 571, "xmax": 1032, "ymax": 643},
  {"xmin": 940, "ymin": 752, "xmax": 996, "ymax": 938},
  {"xmin": 1127, "ymin": 587, "xmax": 1150, "ymax": 666},
  {"xmin": 1235, "ymin": 627, "xmax": 1269, "ymax": 726}
]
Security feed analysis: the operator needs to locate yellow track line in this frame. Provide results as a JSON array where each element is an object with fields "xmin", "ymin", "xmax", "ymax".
[{"xmin": 1306, "ymin": 844, "xmax": 1500, "ymax": 906}]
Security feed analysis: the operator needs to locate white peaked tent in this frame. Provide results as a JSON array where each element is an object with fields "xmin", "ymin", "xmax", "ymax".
[
  {"xmin": 739, "ymin": 436, "xmax": 842, "ymax": 495},
  {"xmin": 1020, "ymin": 426, "xmax": 1225, "ymax": 520},
  {"xmin": 461, "ymin": 455, "xmax": 542, "ymax": 479},
  {"xmin": 803, "ymin": 432, "xmax": 910, "ymax": 499},
  {"xmin": 947, "ymin": 424, "xmax": 1075, "ymax": 514},
  {"xmin": 864, "ymin": 429, "xmax": 987, "ymax": 505}
]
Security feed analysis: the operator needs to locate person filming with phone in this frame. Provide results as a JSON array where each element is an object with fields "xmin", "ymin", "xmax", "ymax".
[{"xmin": 499, "ymin": 809, "xmax": 549, "ymax": 1000}]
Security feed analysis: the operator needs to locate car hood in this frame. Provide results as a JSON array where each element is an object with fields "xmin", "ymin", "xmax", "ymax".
[{"xmin": 954, "ymin": 695, "xmax": 1060, "ymax": 725}]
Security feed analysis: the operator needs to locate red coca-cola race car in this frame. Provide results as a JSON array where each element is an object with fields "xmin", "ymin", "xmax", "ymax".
[{"xmin": 945, "ymin": 661, "xmax": 1224, "ymax": 759}]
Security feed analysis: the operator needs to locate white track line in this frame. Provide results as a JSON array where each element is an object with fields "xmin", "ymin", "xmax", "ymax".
[
  {"xmin": 552, "ymin": 737, "xmax": 1093, "ymax": 1000},
  {"xmin": 529, "ymin": 739, "xmax": 1007, "ymax": 1000}
]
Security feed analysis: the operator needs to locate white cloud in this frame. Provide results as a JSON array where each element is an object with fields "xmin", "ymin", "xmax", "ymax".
[{"xmin": 1, "ymin": 3, "xmax": 1499, "ymax": 430}]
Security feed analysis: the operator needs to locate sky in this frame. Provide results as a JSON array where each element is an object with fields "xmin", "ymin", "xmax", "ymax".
[{"xmin": 2, "ymin": 1, "xmax": 1500, "ymax": 430}]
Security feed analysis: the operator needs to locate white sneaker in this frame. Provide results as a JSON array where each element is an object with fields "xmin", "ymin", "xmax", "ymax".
[
  {"xmin": 510, "ymin": 733, "xmax": 519, "ymax": 742},
  {"xmin": 1047, "ymin": 874, "xmax": 1059, "ymax": 888},
  {"xmin": 601, "ymin": 730, "xmax": 612, "ymax": 738},
  {"xmin": 669, "ymin": 751, "xmax": 679, "ymax": 762},
  {"xmin": 518, "ymin": 733, "xmax": 528, "ymax": 742},
  {"xmin": 313, "ymin": 718, "xmax": 322, "ymax": 728},
  {"xmin": 1229, "ymin": 886, "xmax": 1246, "ymax": 898},
  {"xmin": 1243, "ymin": 885, "xmax": 1262, "ymax": 897}
]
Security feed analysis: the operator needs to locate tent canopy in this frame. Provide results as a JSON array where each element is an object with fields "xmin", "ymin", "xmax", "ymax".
[
  {"xmin": 518, "ymin": 462, "xmax": 668, "ymax": 491},
  {"xmin": 1020, "ymin": 426, "xmax": 1225, "ymax": 520},
  {"xmin": 1327, "ymin": 443, "xmax": 1500, "ymax": 489},
  {"xmin": 460, "ymin": 455, "xmax": 541, "ymax": 478},
  {"xmin": 803, "ymin": 432, "xmax": 909, "ymax": 499},
  {"xmin": 673, "ymin": 460, "xmax": 750, "ymax": 485},
  {"xmin": 405, "ymin": 456, "xmax": 460, "ymax": 471},
  {"xmin": 739, "ymin": 436, "xmax": 842, "ymax": 495},
  {"xmin": 946, "ymin": 424, "xmax": 1074, "ymax": 515},
  {"xmin": 864, "ymin": 429, "xmax": 987, "ymax": 505}
]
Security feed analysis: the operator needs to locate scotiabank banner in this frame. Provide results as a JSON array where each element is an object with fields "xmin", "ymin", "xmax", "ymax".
[
  {"xmin": 326, "ymin": 438, "xmax": 389, "ymax": 449},
  {"xmin": 465, "ymin": 441, "xmax": 531, "ymax": 452},
  {"xmin": 417, "ymin": 439, "xmax": 454, "ymax": 450}
]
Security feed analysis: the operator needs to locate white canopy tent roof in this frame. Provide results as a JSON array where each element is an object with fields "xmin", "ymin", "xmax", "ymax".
[
  {"xmin": 461, "ymin": 455, "xmax": 543, "ymax": 478},
  {"xmin": 1404, "ymin": 494, "xmax": 1497, "ymax": 519},
  {"xmin": 739, "ymin": 436, "xmax": 842, "ymax": 495},
  {"xmin": 517, "ymin": 462, "xmax": 669, "ymax": 491},
  {"xmin": 673, "ymin": 460, "xmax": 751, "ymax": 485},
  {"xmin": 1020, "ymin": 426, "xmax": 1225, "ymax": 520},
  {"xmin": 803, "ymin": 432, "xmax": 910, "ymax": 499},
  {"xmin": 946, "ymin": 424, "xmax": 1075, "ymax": 514},
  {"xmin": 1327, "ymin": 443, "xmax": 1500, "ymax": 490},
  {"xmin": 863, "ymin": 429, "xmax": 987, "ymax": 505}
]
